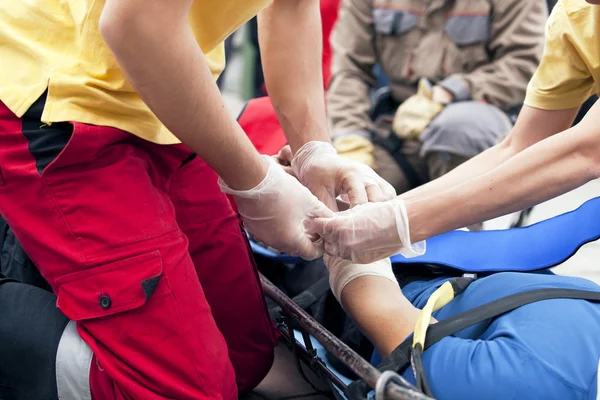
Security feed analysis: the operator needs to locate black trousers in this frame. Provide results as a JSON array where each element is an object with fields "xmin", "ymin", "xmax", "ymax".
[{"xmin": 0, "ymin": 217, "xmax": 68, "ymax": 400}]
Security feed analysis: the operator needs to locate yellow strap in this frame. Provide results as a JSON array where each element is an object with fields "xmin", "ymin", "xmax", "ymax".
[{"xmin": 412, "ymin": 281, "xmax": 456, "ymax": 348}]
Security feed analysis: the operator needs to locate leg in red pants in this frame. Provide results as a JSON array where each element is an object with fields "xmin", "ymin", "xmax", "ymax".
[
  {"xmin": 168, "ymin": 157, "xmax": 278, "ymax": 392},
  {"xmin": 0, "ymin": 95, "xmax": 275, "ymax": 399}
]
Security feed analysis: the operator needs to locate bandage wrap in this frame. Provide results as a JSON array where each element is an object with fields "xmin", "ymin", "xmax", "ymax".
[{"xmin": 325, "ymin": 256, "xmax": 399, "ymax": 302}]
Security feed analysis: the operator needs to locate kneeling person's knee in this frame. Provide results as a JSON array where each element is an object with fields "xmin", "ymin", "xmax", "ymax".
[{"xmin": 421, "ymin": 101, "xmax": 510, "ymax": 160}]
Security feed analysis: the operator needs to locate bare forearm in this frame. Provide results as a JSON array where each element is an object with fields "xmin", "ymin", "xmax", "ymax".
[
  {"xmin": 341, "ymin": 276, "xmax": 420, "ymax": 357},
  {"xmin": 100, "ymin": 0, "xmax": 265, "ymax": 190},
  {"xmin": 401, "ymin": 106, "xmax": 578, "ymax": 203},
  {"xmin": 407, "ymin": 124, "xmax": 599, "ymax": 242},
  {"xmin": 400, "ymin": 143, "xmax": 514, "ymax": 202},
  {"xmin": 258, "ymin": 0, "xmax": 330, "ymax": 154}
]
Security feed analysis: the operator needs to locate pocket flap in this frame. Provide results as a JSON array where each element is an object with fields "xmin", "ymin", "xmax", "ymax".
[
  {"xmin": 56, "ymin": 251, "xmax": 164, "ymax": 320},
  {"xmin": 373, "ymin": 8, "xmax": 396, "ymax": 34},
  {"xmin": 373, "ymin": 9, "xmax": 418, "ymax": 35}
]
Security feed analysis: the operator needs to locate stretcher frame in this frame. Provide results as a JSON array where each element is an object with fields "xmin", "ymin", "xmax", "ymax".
[{"xmin": 260, "ymin": 273, "xmax": 434, "ymax": 400}]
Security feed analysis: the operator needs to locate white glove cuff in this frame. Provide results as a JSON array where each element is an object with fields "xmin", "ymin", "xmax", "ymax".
[
  {"xmin": 393, "ymin": 199, "xmax": 426, "ymax": 258},
  {"xmin": 218, "ymin": 155, "xmax": 274, "ymax": 197},
  {"xmin": 326, "ymin": 257, "xmax": 398, "ymax": 302}
]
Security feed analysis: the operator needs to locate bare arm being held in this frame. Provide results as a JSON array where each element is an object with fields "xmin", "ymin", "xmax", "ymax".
[{"xmin": 341, "ymin": 276, "xmax": 421, "ymax": 357}]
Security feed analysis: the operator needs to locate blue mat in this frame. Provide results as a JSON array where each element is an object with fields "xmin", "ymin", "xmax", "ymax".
[{"xmin": 253, "ymin": 197, "xmax": 600, "ymax": 274}]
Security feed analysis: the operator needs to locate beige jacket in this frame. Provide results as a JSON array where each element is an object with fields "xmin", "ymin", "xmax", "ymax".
[{"xmin": 328, "ymin": 0, "xmax": 548, "ymax": 137}]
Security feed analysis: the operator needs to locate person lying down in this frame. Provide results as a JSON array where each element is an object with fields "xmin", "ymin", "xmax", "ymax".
[{"xmin": 327, "ymin": 255, "xmax": 600, "ymax": 399}]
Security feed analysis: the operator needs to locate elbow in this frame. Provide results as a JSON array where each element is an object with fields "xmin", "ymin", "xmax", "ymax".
[
  {"xmin": 99, "ymin": 1, "xmax": 170, "ymax": 54},
  {"xmin": 496, "ymin": 131, "xmax": 521, "ymax": 160},
  {"xmin": 99, "ymin": 4, "xmax": 131, "ymax": 53}
]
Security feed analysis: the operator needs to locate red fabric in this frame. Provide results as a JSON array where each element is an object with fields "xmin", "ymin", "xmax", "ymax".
[
  {"xmin": 241, "ymin": 0, "xmax": 340, "ymax": 155},
  {"xmin": 0, "ymin": 102, "xmax": 278, "ymax": 399},
  {"xmin": 320, "ymin": 0, "xmax": 341, "ymax": 88},
  {"xmin": 238, "ymin": 97, "xmax": 288, "ymax": 156}
]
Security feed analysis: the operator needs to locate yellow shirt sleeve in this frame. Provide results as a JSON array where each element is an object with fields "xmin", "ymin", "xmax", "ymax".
[{"xmin": 524, "ymin": 3, "xmax": 595, "ymax": 111}]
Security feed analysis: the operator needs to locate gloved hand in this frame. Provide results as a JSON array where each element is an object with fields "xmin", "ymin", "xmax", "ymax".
[
  {"xmin": 392, "ymin": 78, "xmax": 445, "ymax": 140},
  {"xmin": 304, "ymin": 198, "xmax": 425, "ymax": 264},
  {"xmin": 219, "ymin": 155, "xmax": 333, "ymax": 260},
  {"xmin": 333, "ymin": 134, "xmax": 377, "ymax": 170},
  {"xmin": 292, "ymin": 141, "xmax": 396, "ymax": 209}
]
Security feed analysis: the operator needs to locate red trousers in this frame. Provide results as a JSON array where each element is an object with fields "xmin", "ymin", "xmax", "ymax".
[{"xmin": 0, "ymin": 99, "xmax": 277, "ymax": 399}]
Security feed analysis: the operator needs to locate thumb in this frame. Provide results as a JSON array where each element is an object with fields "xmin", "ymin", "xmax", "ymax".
[
  {"xmin": 309, "ymin": 198, "xmax": 336, "ymax": 218},
  {"xmin": 303, "ymin": 217, "xmax": 331, "ymax": 238},
  {"xmin": 342, "ymin": 176, "xmax": 369, "ymax": 208},
  {"xmin": 291, "ymin": 234, "xmax": 324, "ymax": 261}
]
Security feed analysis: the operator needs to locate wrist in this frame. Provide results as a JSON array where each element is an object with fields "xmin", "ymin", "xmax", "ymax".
[
  {"xmin": 391, "ymin": 199, "xmax": 426, "ymax": 258},
  {"xmin": 219, "ymin": 155, "xmax": 270, "ymax": 193}
]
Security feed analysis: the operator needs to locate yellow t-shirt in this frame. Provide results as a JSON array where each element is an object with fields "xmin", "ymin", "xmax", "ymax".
[
  {"xmin": 0, "ymin": 0, "xmax": 270, "ymax": 144},
  {"xmin": 524, "ymin": 0, "xmax": 599, "ymax": 111}
]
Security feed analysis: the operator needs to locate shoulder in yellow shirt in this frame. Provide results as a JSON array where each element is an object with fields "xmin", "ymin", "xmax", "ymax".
[
  {"xmin": 0, "ymin": 0, "xmax": 270, "ymax": 145},
  {"xmin": 525, "ymin": 0, "xmax": 600, "ymax": 110}
]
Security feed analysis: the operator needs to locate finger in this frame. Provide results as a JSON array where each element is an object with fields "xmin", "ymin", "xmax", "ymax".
[
  {"xmin": 365, "ymin": 183, "xmax": 385, "ymax": 203},
  {"xmin": 324, "ymin": 240, "xmax": 341, "ymax": 258},
  {"xmin": 379, "ymin": 179, "xmax": 397, "ymax": 200},
  {"xmin": 277, "ymin": 145, "xmax": 293, "ymax": 165},
  {"xmin": 342, "ymin": 176, "xmax": 369, "ymax": 208},
  {"xmin": 310, "ymin": 200, "xmax": 336, "ymax": 218},
  {"xmin": 292, "ymin": 236, "xmax": 324, "ymax": 261},
  {"xmin": 282, "ymin": 165, "xmax": 295, "ymax": 176},
  {"xmin": 303, "ymin": 217, "xmax": 328, "ymax": 237}
]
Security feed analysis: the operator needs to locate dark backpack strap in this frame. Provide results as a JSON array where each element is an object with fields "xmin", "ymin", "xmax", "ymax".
[
  {"xmin": 371, "ymin": 134, "xmax": 423, "ymax": 189},
  {"xmin": 269, "ymin": 275, "xmax": 330, "ymax": 320},
  {"xmin": 346, "ymin": 288, "xmax": 600, "ymax": 399}
]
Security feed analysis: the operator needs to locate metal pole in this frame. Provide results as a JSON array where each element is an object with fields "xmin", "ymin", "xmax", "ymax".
[{"xmin": 260, "ymin": 274, "xmax": 433, "ymax": 400}]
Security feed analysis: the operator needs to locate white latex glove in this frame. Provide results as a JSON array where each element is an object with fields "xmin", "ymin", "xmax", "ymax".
[
  {"xmin": 304, "ymin": 198, "xmax": 425, "ymax": 264},
  {"xmin": 219, "ymin": 155, "xmax": 334, "ymax": 260},
  {"xmin": 291, "ymin": 141, "xmax": 396, "ymax": 209}
]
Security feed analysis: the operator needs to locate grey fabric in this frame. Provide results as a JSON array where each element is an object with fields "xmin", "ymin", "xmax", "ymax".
[
  {"xmin": 56, "ymin": 321, "xmax": 93, "ymax": 400},
  {"xmin": 420, "ymin": 101, "xmax": 512, "ymax": 158},
  {"xmin": 393, "ymin": 11, "xmax": 418, "ymax": 35},
  {"xmin": 374, "ymin": 140, "xmax": 428, "ymax": 195},
  {"xmin": 372, "ymin": 8, "xmax": 395, "ymax": 34},
  {"xmin": 445, "ymin": 14, "xmax": 490, "ymax": 45},
  {"xmin": 438, "ymin": 75, "xmax": 472, "ymax": 102}
]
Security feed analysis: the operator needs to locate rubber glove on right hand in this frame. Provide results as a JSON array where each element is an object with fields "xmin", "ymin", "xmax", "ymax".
[
  {"xmin": 304, "ymin": 198, "xmax": 425, "ymax": 264},
  {"xmin": 220, "ymin": 155, "xmax": 333, "ymax": 261},
  {"xmin": 392, "ymin": 78, "xmax": 444, "ymax": 140}
]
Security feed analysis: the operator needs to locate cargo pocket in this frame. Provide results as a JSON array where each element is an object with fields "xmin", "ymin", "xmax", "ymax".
[
  {"xmin": 373, "ymin": 8, "xmax": 418, "ymax": 36},
  {"xmin": 56, "ymin": 251, "xmax": 167, "ymax": 321},
  {"xmin": 53, "ymin": 250, "xmax": 229, "ymax": 398},
  {"xmin": 445, "ymin": 14, "xmax": 490, "ymax": 46}
]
